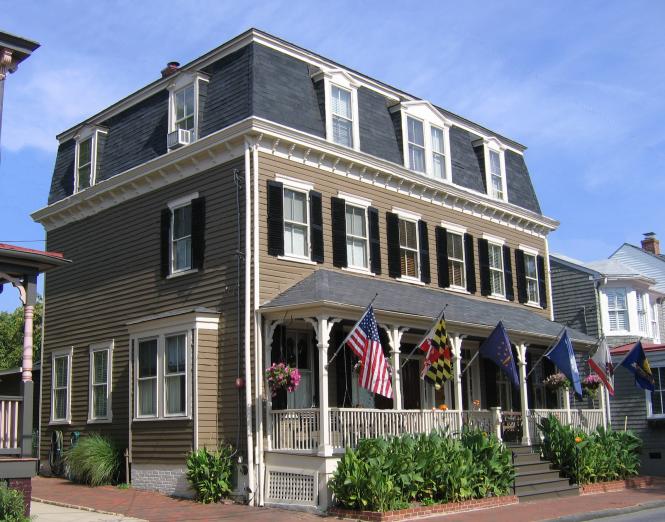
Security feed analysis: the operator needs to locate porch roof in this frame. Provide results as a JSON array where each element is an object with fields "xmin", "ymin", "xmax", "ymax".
[{"xmin": 261, "ymin": 269, "xmax": 596, "ymax": 346}]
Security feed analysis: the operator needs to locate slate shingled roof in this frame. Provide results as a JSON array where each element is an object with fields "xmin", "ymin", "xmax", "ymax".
[
  {"xmin": 47, "ymin": 32, "xmax": 543, "ymax": 215},
  {"xmin": 262, "ymin": 269, "xmax": 595, "ymax": 344}
]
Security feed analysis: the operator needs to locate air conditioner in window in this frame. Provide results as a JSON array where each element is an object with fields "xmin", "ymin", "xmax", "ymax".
[{"xmin": 167, "ymin": 128, "xmax": 192, "ymax": 149}]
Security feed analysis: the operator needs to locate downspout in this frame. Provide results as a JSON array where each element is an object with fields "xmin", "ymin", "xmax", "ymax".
[
  {"xmin": 544, "ymin": 236, "xmax": 554, "ymax": 321},
  {"xmin": 252, "ymin": 142, "xmax": 264, "ymax": 506},
  {"xmin": 38, "ymin": 277, "xmax": 46, "ymax": 462},
  {"xmin": 244, "ymin": 142, "xmax": 255, "ymax": 503},
  {"xmin": 128, "ymin": 338, "xmax": 133, "ymax": 481},
  {"xmin": 193, "ymin": 327, "xmax": 198, "ymax": 450}
]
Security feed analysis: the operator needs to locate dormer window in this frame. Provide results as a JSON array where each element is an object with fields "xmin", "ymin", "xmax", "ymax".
[
  {"xmin": 477, "ymin": 138, "xmax": 508, "ymax": 202},
  {"xmin": 312, "ymin": 69, "xmax": 360, "ymax": 150},
  {"xmin": 395, "ymin": 102, "xmax": 452, "ymax": 182},
  {"xmin": 74, "ymin": 126, "xmax": 107, "ymax": 194},
  {"xmin": 489, "ymin": 150, "xmax": 503, "ymax": 199},
  {"xmin": 331, "ymin": 85, "xmax": 353, "ymax": 147},
  {"xmin": 167, "ymin": 71, "xmax": 209, "ymax": 150}
]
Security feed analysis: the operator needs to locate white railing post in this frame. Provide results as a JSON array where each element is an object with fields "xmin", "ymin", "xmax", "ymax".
[
  {"xmin": 451, "ymin": 335, "xmax": 464, "ymax": 432},
  {"xmin": 563, "ymin": 389, "xmax": 572, "ymax": 425},
  {"xmin": 599, "ymin": 386, "xmax": 607, "ymax": 429},
  {"xmin": 516, "ymin": 343, "xmax": 531, "ymax": 446}
]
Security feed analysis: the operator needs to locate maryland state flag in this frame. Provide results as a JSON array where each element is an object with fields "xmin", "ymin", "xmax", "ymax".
[{"xmin": 419, "ymin": 311, "xmax": 453, "ymax": 389}]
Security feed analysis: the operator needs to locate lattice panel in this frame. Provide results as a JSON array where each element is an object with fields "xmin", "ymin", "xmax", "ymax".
[{"xmin": 266, "ymin": 469, "xmax": 317, "ymax": 506}]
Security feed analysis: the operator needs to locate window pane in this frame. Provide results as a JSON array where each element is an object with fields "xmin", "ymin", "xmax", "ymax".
[
  {"xmin": 93, "ymin": 385, "xmax": 108, "ymax": 418},
  {"xmin": 432, "ymin": 153, "xmax": 445, "ymax": 179},
  {"xmin": 409, "ymin": 145, "xmax": 425, "ymax": 173},
  {"xmin": 399, "ymin": 220, "xmax": 417, "ymax": 249},
  {"xmin": 139, "ymin": 379, "xmax": 156, "ymax": 416},
  {"xmin": 173, "ymin": 205, "xmax": 192, "ymax": 240},
  {"xmin": 347, "ymin": 237, "xmax": 368, "ymax": 268},
  {"xmin": 184, "ymin": 86, "xmax": 195, "ymax": 116},
  {"xmin": 346, "ymin": 206, "xmax": 366, "ymax": 237},
  {"xmin": 166, "ymin": 375, "xmax": 186, "ymax": 414},
  {"xmin": 55, "ymin": 389, "xmax": 67, "ymax": 419},
  {"xmin": 284, "ymin": 189, "xmax": 307, "ymax": 224},
  {"xmin": 488, "ymin": 244, "xmax": 502, "ymax": 269},
  {"xmin": 331, "ymin": 86, "xmax": 352, "ymax": 119},
  {"xmin": 525, "ymin": 255, "xmax": 537, "ymax": 278},
  {"xmin": 489, "ymin": 150, "xmax": 501, "ymax": 175},
  {"xmin": 78, "ymin": 138, "xmax": 92, "ymax": 166},
  {"xmin": 491, "ymin": 270, "xmax": 505, "ymax": 295},
  {"xmin": 285, "ymin": 223, "xmax": 308, "ymax": 257},
  {"xmin": 55, "ymin": 357, "xmax": 68, "ymax": 388},
  {"xmin": 407, "ymin": 117, "xmax": 424, "ymax": 146},
  {"xmin": 402, "ymin": 250, "xmax": 418, "ymax": 278},
  {"xmin": 176, "ymin": 90, "xmax": 185, "ymax": 120},
  {"xmin": 78, "ymin": 165, "xmax": 91, "ymax": 190},
  {"xmin": 174, "ymin": 237, "xmax": 192, "ymax": 270},
  {"xmin": 93, "ymin": 351, "xmax": 108, "ymax": 385},
  {"xmin": 431, "ymin": 127, "xmax": 444, "ymax": 153},
  {"xmin": 138, "ymin": 340, "xmax": 157, "ymax": 378},
  {"xmin": 332, "ymin": 116, "xmax": 353, "ymax": 147},
  {"xmin": 166, "ymin": 335, "xmax": 186, "ymax": 374},
  {"xmin": 447, "ymin": 233, "xmax": 463, "ymax": 259}
]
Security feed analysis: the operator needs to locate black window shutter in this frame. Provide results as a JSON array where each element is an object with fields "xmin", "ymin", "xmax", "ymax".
[
  {"xmin": 386, "ymin": 212, "xmax": 401, "ymax": 279},
  {"xmin": 436, "ymin": 226, "xmax": 450, "ymax": 288},
  {"xmin": 310, "ymin": 191, "xmax": 324, "ymax": 263},
  {"xmin": 331, "ymin": 197, "xmax": 347, "ymax": 268},
  {"xmin": 464, "ymin": 233, "xmax": 476, "ymax": 294},
  {"xmin": 537, "ymin": 255, "xmax": 548, "ymax": 309},
  {"xmin": 478, "ymin": 238, "xmax": 491, "ymax": 296},
  {"xmin": 515, "ymin": 249, "xmax": 528, "ymax": 303},
  {"xmin": 267, "ymin": 180, "xmax": 284, "ymax": 257},
  {"xmin": 418, "ymin": 220, "xmax": 430, "ymax": 284},
  {"xmin": 503, "ymin": 245, "xmax": 514, "ymax": 301},
  {"xmin": 191, "ymin": 197, "xmax": 206, "ymax": 270},
  {"xmin": 160, "ymin": 208, "xmax": 171, "ymax": 278},
  {"xmin": 368, "ymin": 207, "xmax": 382, "ymax": 275}
]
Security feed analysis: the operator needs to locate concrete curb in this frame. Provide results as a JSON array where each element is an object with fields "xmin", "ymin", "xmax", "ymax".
[
  {"xmin": 547, "ymin": 499, "xmax": 665, "ymax": 521},
  {"xmin": 32, "ymin": 498, "xmax": 148, "ymax": 521}
]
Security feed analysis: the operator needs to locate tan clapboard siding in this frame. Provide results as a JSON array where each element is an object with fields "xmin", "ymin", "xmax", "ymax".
[
  {"xmin": 198, "ymin": 329, "xmax": 219, "ymax": 449},
  {"xmin": 257, "ymin": 152, "xmax": 550, "ymax": 316},
  {"xmin": 40, "ymin": 157, "xmax": 247, "ymax": 465}
]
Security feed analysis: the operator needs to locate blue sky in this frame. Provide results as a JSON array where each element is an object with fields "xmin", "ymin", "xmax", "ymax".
[{"xmin": 1, "ymin": 0, "xmax": 664, "ymax": 311}]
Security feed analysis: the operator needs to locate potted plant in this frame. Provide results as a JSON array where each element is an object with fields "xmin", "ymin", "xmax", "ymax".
[
  {"xmin": 543, "ymin": 372, "xmax": 571, "ymax": 391},
  {"xmin": 581, "ymin": 374, "xmax": 602, "ymax": 398},
  {"xmin": 265, "ymin": 362, "xmax": 301, "ymax": 398}
]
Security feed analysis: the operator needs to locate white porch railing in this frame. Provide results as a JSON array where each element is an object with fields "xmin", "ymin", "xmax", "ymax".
[
  {"xmin": 270, "ymin": 409, "xmax": 320, "ymax": 452},
  {"xmin": 0, "ymin": 396, "xmax": 22, "ymax": 454},
  {"xmin": 528, "ymin": 408, "xmax": 604, "ymax": 441}
]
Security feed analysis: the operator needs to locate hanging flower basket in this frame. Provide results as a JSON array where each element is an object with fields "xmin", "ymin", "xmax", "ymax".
[
  {"xmin": 582, "ymin": 374, "xmax": 602, "ymax": 398},
  {"xmin": 543, "ymin": 372, "xmax": 571, "ymax": 390},
  {"xmin": 265, "ymin": 363, "xmax": 301, "ymax": 397}
]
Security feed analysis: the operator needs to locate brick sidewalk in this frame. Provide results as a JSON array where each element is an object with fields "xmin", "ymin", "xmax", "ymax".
[{"xmin": 32, "ymin": 476, "xmax": 665, "ymax": 522}]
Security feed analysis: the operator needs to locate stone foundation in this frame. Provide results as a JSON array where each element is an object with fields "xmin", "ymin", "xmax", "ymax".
[{"xmin": 131, "ymin": 464, "xmax": 193, "ymax": 498}]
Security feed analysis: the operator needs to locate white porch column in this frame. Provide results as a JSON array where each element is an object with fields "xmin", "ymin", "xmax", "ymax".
[
  {"xmin": 450, "ymin": 334, "xmax": 464, "ymax": 430},
  {"xmin": 263, "ymin": 320, "xmax": 281, "ymax": 451},
  {"xmin": 385, "ymin": 326, "xmax": 405, "ymax": 410},
  {"xmin": 516, "ymin": 343, "xmax": 531, "ymax": 446},
  {"xmin": 600, "ymin": 384, "xmax": 607, "ymax": 429},
  {"xmin": 563, "ymin": 388, "xmax": 572, "ymax": 425}
]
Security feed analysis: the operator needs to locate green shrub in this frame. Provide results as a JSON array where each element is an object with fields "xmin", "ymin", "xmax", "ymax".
[
  {"xmin": 186, "ymin": 446, "xmax": 235, "ymax": 503},
  {"xmin": 64, "ymin": 433, "xmax": 122, "ymax": 486},
  {"xmin": 0, "ymin": 483, "xmax": 28, "ymax": 522},
  {"xmin": 329, "ymin": 429, "xmax": 513, "ymax": 511},
  {"xmin": 538, "ymin": 415, "xmax": 641, "ymax": 485}
]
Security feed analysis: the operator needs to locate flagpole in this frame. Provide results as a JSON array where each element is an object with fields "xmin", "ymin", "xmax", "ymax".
[
  {"xmin": 327, "ymin": 293, "xmax": 379, "ymax": 366},
  {"xmin": 399, "ymin": 306, "xmax": 448, "ymax": 371},
  {"xmin": 459, "ymin": 351, "xmax": 479, "ymax": 376},
  {"xmin": 527, "ymin": 325, "xmax": 567, "ymax": 379}
]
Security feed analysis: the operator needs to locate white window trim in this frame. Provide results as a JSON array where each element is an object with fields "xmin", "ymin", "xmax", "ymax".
[
  {"xmin": 274, "ymin": 174, "xmax": 314, "ymax": 192},
  {"xmin": 50, "ymin": 347, "xmax": 73, "ymax": 425},
  {"xmin": 440, "ymin": 221, "xmax": 467, "ymax": 235},
  {"xmin": 282, "ymin": 186, "xmax": 311, "ymax": 261},
  {"xmin": 344, "ymin": 202, "xmax": 370, "ymax": 272},
  {"xmin": 487, "ymin": 241, "xmax": 506, "ymax": 298},
  {"xmin": 132, "ymin": 326, "xmax": 193, "ymax": 422},
  {"xmin": 313, "ymin": 69, "xmax": 361, "ymax": 151},
  {"xmin": 392, "ymin": 207, "xmax": 422, "ymax": 222},
  {"xmin": 645, "ymin": 366, "xmax": 665, "ymax": 419},
  {"xmin": 482, "ymin": 232, "xmax": 505, "ymax": 246},
  {"xmin": 168, "ymin": 192, "xmax": 198, "ymax": 275},
  {"xmin": 395, "ymin": 102, "xmax": 453, "ymax": 182},
  {"xmin": 603, "ymin": 287, "xmax": 631, "ymax": 334},
  {"xmin": 518, "ymin": 244, "xmax": 540, "ymax": 256},
  {"xmin": 523, "ymin": 251, "xmax": 541, "ymax": 306},
  {"xmin": 397, "ymin": 215, "xmax": 421, "ymax": 283},
  {"xmin": 74, "ymin": 127, "xmax": 107, "ymax": 194},
  {"xmin": 88, "ymin": 341, "xmax": 114, "ymax": 423},
  {"xmin": 167, "ymin": 72, "xmax": 209, "ymax": 147},
  {"xmin": 480, "ymin": 138, "xmax": 508, "ymax": 202},
  {"xmin": 338, "ymin": 191, "xmax": 371, "ymax": 208},
  {"xmin": 446, "ymin": 229, "xmax": 466, "ymax": 291}
]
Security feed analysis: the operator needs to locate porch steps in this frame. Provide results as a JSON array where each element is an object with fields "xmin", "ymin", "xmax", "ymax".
[{"xmin": 508, "ymin": 444, "xmax": 580, "ymax": 502}]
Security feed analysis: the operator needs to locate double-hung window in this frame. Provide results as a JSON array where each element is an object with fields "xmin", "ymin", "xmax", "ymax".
[
  {"xmin": 135, "ymin": 332, "xmax": 189, "ymax": 420},
  {"xmin": 648, "ymin": 367, "xmax": 665, "ymax": 418},
  {"xmin": 489, "ymin": 150, "xmax": 504, "ymax": 199},
  {"xmin": 407, "ymin": 117, "xmax": 426, "ymax": 173},
  {"xmin": 488, "ymin": 242, "xmax": 505, "ymax": 296},
  {"xmin": 447, "ymin": 231, "xmax": 465, "ymax": 288},
  {"xmin": 77, "ymin": 137, "xmax": 93, "ymax": 191},
  {"xmin": 74, "ymin": 127, "xmax": 107, "ymax": 193},
  {"xmin": 172, "ymin": 203, "xmax": 192, "ymax": 272},
  {"xmin": 283, "ymin": 188, "xmax": 309, "ymax": 258},
  {"xmin": 431, "ymin": 126, "xmax": 446, "ymax": 179},
  {"xmin": 174, "ymin": 85, "xmax": 195, "ymax": 134},
  {"xmin": 637, "ymin": 292, "xmax": 648, "ymax": 334},
  {"xmin": 51, "ymin": 348, "xmax": 72, "ymax": 423},
  {"xmin": 331, "ymin": 85, "xmax": 353, "ymax": 148},
  {"xmin": 651, "ymin": 303, "xmax": 660, "ymax": 342},
  {"xmin": 345, "ymin": 204, "xmax": 368, "ymax": 269},
  {"xmin": 89, "ymin": 342, "xmax": 113, "ymax": 422},
  {"xmin": 399, "ymin": 218, "xmax": 420, "ymax": 279},
  {"xmin": 524, "ymin": 253, "xmax": 540, "ymax": 304},
  {"xmin": 606, "ymin": 288, "xmax": 629, "ymax": 331}
]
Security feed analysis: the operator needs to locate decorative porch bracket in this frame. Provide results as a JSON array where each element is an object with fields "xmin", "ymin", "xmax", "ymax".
[
  {"xmin": 516, "ymin": 342, "xmax": 531, "ymax": 446},
  {"xmin": 450, "ymin": 334, "xmax": 465, "ymax": 431},
  {"xmin": 383, "ymin": 325, "xmax": 407, "ymax": 410},
  {"xmin": 304, "ymin": 316, "xmax": 341, "ymax": 457},
  {"xmin": 263, "ymin": 319, "xmax": 282, "ymax": 452}
]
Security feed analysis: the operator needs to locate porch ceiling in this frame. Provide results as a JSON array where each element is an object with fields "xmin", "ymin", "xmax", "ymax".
[{"xmin": 260, "ymin": 269, "xmax": 596, "ymax": 347}]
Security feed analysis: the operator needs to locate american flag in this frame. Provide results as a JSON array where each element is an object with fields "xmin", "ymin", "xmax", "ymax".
[{"xmin": 345, "ymin": 305, "xmax": 393, "ymax": 398}]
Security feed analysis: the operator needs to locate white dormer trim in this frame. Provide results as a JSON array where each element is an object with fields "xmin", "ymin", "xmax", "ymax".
[
  {"xmin": 167, "ymin": 71, "xmax": 210, "ymax": 147},
  {"xmin": 73, "ymin": 125, "xmax": 108, "ymax": 194},
  {"xmin": 476, "ymin": 137, "xmax": 508, "ymax": 203},
  {"xmin": 313, "ymin": 69, "xmax": 361, "ymax": 151},
  {"xmin": 392, "ymin": 101, "xmax": 453, "ymax": 183}
]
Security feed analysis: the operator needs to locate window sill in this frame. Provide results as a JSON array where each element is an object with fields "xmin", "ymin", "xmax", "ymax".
[
  {"xmin": 487, "ymin": 294, "xmax": 508, "ymax": 302},
  {"xmin": 132, "ymin": 415, "xmax": 192, "ymax": 423},
  {"xmin": 277, "ymin": 255, "xmax": 317, "ymax": 266},
  {"xmin": 87, "ymin": 418, "xmax": 113, "ymax": 424},
  {"xmin": 397, "ymin": 276, "xmax": 425, "ymax": 286},
  {"xmin": 167, "ymin": 268, "xmax": 199, "ymax": 279},
  {"xmin": 49, "ymin": 420, "xmax": 71, "ymax": 426},
  {"xmin": 445, "ymin": 286, "xmax": 469, "ymax": 295},
  {"xmin": 525, "ymin": 302, "xmax": 543, "ymax": 309},
  {"xmin": 342, "ymin": 266, "xmax": 375, "ymax": 277}
]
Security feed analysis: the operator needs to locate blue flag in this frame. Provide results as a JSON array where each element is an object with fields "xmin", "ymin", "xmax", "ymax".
[
  {"xmin": 479, "ymin": 321, "xmax": 519, "ymax": 389},
  {"xmin": 545, "ymin": 329, "xmax": 583, "ymax": 398},
  {"xmin": 620, "ymin": 340, "xmax": 655, "ymax": 392}
]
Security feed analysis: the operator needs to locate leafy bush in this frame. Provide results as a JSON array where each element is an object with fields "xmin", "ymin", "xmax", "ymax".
[
  {"xmin": 64, "ymin": 433, "xmax": 122, "ymax": 486},
  {"xmin": 186, "ymin": 446, "xmax": 235, "ymax": 503},
  {"xmin": 538, "ymin": 415, "xmax": 641, "ymax": 485},
  {"xmin": 0, "ymin": 483, "xmax": 28, "ymax": 522},
  {"xmin": 329, "ymin": 429, "xmax": 513, "ymax": 512}
]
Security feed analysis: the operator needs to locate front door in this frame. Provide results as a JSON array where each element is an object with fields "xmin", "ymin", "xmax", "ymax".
[{"xmin": 285, "ymin": 330, "xmax": 316, "ymax": 409}]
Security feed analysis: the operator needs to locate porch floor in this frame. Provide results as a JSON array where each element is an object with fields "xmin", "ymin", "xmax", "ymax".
[{"xmin": 32, "ymin": 476, "xmax": 665, "ymax": 522}]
